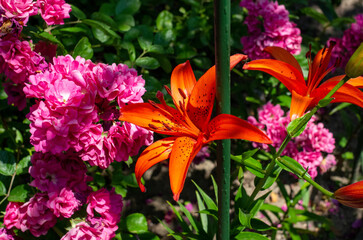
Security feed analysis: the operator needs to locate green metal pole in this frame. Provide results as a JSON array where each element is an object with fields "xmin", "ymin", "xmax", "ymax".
[{"xmin": 214, "ymin": 0, "xmax": 231, "ymax": 239}]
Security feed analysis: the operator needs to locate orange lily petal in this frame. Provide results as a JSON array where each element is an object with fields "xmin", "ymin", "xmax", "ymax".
[
  {"xmin": 290, "ymin": 90, "xmax": 313, "ymax": 120},
  {"xmin": 264, "ymin": 46, "xmax": 303, "ymax": 75},
  {"xmin": 311, "ymin": 82, "xmax": 363, "ymax": 108},
  {"xmin": 171, "ymin": 60, "xmax": 196, "ymax": 110},
  {"xmin": 119, "ymin": 103, "xmax": 196, "ymax": 137},
  {"xmin": 187, "ymin": 54, "xmax": 247, "ymax": 131},
  {"xmin": 321, "ymin": 75, "xmax": 363, "ymax": 88},
  {"xmin": 243, "ymin": 59, "xmax": 307, "ymax": 95},
  {"xmin": 135, "ymin": 137, "xmax": 176, "ymax": 192},
  {"xmin": 206, "ymin": 114, "xmax": 272, "ymax": 144},
  {"xmin": 346, "ymin": 76, "xmax": 363, "ymax": 88},
  {"xmin": 309, "ymin": 44, "xmax": 335, "ymax": 87},
  {"xmin": 169, "ymin": 136, "xmax": 202, "ymax": 201}
]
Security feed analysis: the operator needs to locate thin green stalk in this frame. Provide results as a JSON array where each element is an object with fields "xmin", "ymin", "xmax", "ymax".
[{"xmin": 214, "ymin": 0, "xmax": 231, "ymax": 239}]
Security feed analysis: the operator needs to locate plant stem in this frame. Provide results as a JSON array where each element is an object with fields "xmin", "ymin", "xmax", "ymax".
[{"xmin": 214, "ymin": 0, "xmax": 231, "ymax": 239}]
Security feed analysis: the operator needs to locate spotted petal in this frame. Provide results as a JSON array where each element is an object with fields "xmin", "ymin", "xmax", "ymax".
[
  {"xmin": 119, "ymin": 103, "xmax": 196, "ymax": 137},
  {"xmin": 187, "ymin": 54, "xmax": 247, "ymax": 131},
  {"xmin": 206, "ymin": 114, "xmax": 272, "ymax": 144},
  {"xmin": 169, "ymin": 136, "xmax": 202, "ymax": 201},
  {"xmin": 135, "ymin": 137, "xmax": 176, "ymax": 192},
  {"xmin": 171, "ymin": 60, "xmax": 196, "ymax": 110}
]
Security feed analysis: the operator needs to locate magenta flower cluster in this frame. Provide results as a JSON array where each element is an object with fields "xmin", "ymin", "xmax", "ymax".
[
  {"xmin": 248, "ymin": 103, "xmax": 336, "ymax": 179},
  {"xmin": 0, "ymin": 0, "xmax": 71, "ymax": 26},
  {"xmin": 329, "ymin": 14, "xmax": 363, "ymax": 68},
  {"xmin": 0, "ymin": 0, "xmax": 71, "ymax": 110},
  {"xmin": 240, "ymin": 0, "xmax": 302, "ymax": 60},
  {"xmin": 0, "ymin": 34, "xmax": 48, "ymax": 110},
  {"xmin": 61, "ymin": 188, "xmax": 123, "ymax": 240},
  {"xmin": 24, "ymin": 54, "xmax": 153, "ymax": 168}
]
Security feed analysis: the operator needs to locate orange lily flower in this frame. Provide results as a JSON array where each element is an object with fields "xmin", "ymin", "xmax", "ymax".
[
  {"xmin": 119, "ymin": 54, "xmax": 272, "ymax": 201},
  {"xmin": 334, "ymin": 180, "xmax": 363, "ymax": 208},
  {"xmin": 243, "ymin": 42, "xmax": 363, "ymax": 119}
]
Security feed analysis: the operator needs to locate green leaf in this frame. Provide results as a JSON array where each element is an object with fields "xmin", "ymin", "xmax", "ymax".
[
  {"xmin": 167, "ymin": 201, "xmax": 192, "ymax": 232},
  {"xmin": 114, "ymin": 14, "xmax": 135, "ymax": 32},
  {"xmin": 116, "ymin": 0, "xmax": 141, "ymax": 15},
  {"xmin": 245, "ymin": 158, "xmax": 264, "ymax": 178},
  {"xmin": 329, "ymin": 102, "xmax": 351, "ymax": 115},
  {"xmin": 8, "ymin": 184, "xmax": 31, "ymax": 202},
  {"xmin": 277, "ymin": 95, "xmax": 291, "ymax": 108},
  {"xmin": 177, "ymin": 202, "xmax": 199, "ymax": 233},
  {"xmin": 238, "ymin": 209, "xmax": 252, "ymax": 228},
  {"xmin": 192, "ymin": 180, "xmax": 217, "ymax": 210},
  {"xmin": 249, "ymin": 191, "xmax": 271, "ymax": 216},
  {"xmin": 147, "ymin": 45, "xmax": 165, "ymax": 54},
  {"xmin": 301, "ymin": 7, "xmax": 329, "ymax": 24},
  {"xmin": 81, "ymin": 19, "xmax": 120, "ymax": 42},
  {"xmin": 277, "ymin": 156, "xmax": 311, "ymax": 179},
  {"xmin": 59, "ymin": 27, "xmax": 89, "ymax": 34},
  {"xmin": 260, "ymin": 203, "xmax": 285, "ymax": 214},
  {"xmin": 73, "ymin": 37, "xmax": 93, "ymax": 59},
  {"xmin": 0, "ymin": 180, "xmax": 6, "ymax": 196},
  {"xmin": 138, "ymin": 36, "xmax": 152, "ymax": 51},
  {"xmin": 38, "ymin": 31, "xmax": 62, "ymax": 45},
  {"xmin": 14, "ymin": 129, "xmax": 22, "ymax": 143},
  {"xmin": 122, "ymin": 213, "xmax": 148, "ymax": 234},
  {"xmin": 286, "ymin": 114, "xmax": 309, "ymax": 137},
  {"xmin": 155, "ymin": 55, "xmax": 172, "ymax": 73},
  {"xmin": 0, "ymin": 150, "xmax": 16, "ymax": 176},
  {"xmin": 100, "ymin": 3, "xmax": 115, "ymax": 16},
  {"xmin": 156, "ymin": 10, "xmax": 173, "ymax": 30},
  {"xmin": 16, "ymin": 156, "xmax": 31, "ymax": 175},
  {"xmin": 262, "ymin": 165, "xmax": 282, "ymax": 189},
  {"xmin": 70, "ymin": 4, "xmax": 86, "ymax": 19},
  {"xmin": 135, "ymin": 57, "xmax": 160, "ymax": 69},
  {"xmin": 196, "ymin": 192, "xmax": 208, "ymax": 233},
  {"xmin": 250, "ymin": 218, "xmax": 275, "ymax": 231},
  {"xmin": 234, "ymin": 232, "xmax": 269, "ymax": 240},
  {"xmin": 121, "ymin": 42, "xmax": 136, "ymax": 62},
  {"xmin": 331, "ymin": 17, "xmax": 355, "ymax": 28}
]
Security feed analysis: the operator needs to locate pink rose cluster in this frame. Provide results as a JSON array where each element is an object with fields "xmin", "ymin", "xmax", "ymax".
[
  {"xmin": 61, "ymin": 188, "xmax": 123, "ymax": 240},
  {"xmin": 4, "ymin": 151, "xmax": 123, "ymax": 238},
  {"xmin": 0, "ymin": 34, "xmax": 48, "ymax": 110},
  {"xmin": 3, "ymin": 152, "xmax": 90, "ymax": 237},
  {"xmin": 240, "ymin": 0, "xmax": 302, "ymax": 60},
  {"xmin": 248, "ymin": 103, "xmax": 336, "ymax": 179},
  {"xmin": 0, "ymin": 0, "xmax": 71, "ymax": 26},
  {"xmin": 24, "ymin": 54, "xmax": 153, "ymax": 168},
  {"xmin": 0, "ymin": 0, "xmax": 71, "ymax": 110},
  {"xmin": 329, "ymin": 14, "xmax": 363, "ymax": 68}
]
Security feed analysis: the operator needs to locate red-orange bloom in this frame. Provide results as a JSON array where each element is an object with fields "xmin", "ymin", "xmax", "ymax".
[
  {"xmin": 334, "ymin": 180, "xmax": 363, "ymax": 208},
  {"xmin": 119, "ymin": 54, "xmax": 272, "ymax": 201},
  {"xmin": 243, "ymin": 43, "xmax": 363, "ymax": 119}
]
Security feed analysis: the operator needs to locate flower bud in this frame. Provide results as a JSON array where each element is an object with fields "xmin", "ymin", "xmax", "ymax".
[
  {"xmin": 334, "ymin": 180, "xmax": 363, "ymax": 208},
  {"xmin": 345, "ymin": 43, "xmax": 363, "ymax": 78}
]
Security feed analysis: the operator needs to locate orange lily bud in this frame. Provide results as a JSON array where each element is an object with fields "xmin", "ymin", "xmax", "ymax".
[
  {"xmin": 334, "ymin": 180, "xmax": 363, "ymax": 208},
  {"xmin": 345, "ymin": 43, "xmax": 363, "ymax": 78}
]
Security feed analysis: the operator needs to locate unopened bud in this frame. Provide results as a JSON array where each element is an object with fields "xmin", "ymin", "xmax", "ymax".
[{"xmin": 345, "ymin": 43, "xmax": 363, "ymax": 78}]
